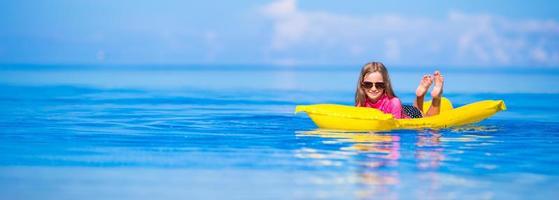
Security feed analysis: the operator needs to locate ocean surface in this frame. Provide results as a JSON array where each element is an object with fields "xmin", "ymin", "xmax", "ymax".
[{"xmin": 0, "ymin": 65, "xmax": 558, "ymax": 199}]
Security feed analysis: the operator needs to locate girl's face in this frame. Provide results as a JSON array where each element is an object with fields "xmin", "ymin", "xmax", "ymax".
[{"xmin": 362, "ymin": 72, "xmax": 385, "ymax": 102}]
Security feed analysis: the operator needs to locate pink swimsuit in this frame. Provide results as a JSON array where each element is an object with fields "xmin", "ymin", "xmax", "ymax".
[{"xmin": 359, "ymin": 94, "xmax": 407, "ymax": 119}]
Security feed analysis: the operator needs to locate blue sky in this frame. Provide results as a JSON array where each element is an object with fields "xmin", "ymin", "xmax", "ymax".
[{"xmin": 0, "ymin": 0, "xmax": 558, "ymax": 67}]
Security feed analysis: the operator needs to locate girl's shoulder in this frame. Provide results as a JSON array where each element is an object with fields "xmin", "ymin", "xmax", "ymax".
[{"xmin": 387, "ymin": 96, "xmax": 402, "ymax": 106}]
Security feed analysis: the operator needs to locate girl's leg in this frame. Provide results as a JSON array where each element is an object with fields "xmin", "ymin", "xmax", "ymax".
[
  {"xmin": 415, "ymin": 74, "xmax": 433, "ymax": 115},
  {"xmin": 425, "ymin": 71, "xmax": 444, "ymax": 117}
]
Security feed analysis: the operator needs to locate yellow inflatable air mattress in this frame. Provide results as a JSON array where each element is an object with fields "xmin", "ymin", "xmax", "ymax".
[{"xmin": 295, "ymin": 98, "xmax": 506, "ymax": 131}]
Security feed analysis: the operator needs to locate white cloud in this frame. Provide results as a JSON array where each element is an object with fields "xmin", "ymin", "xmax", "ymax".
[
  {"xmin": 203, "ymin": 31, "xmax": 221, "ymax": 61},
  {"xmin": 260, "ymin": 0, "xmax": 559, "ymax": 67},
  {"xmin": 96, "ymin": 50, "xmax": 106, "ymax": 62},
  {"xmin": 260, "ymin": 0, "xmax": 308, "ymax": 50},
  {"xmin": 384, "ymin": 39, "xmax": 401, "ymax": 61},
  {"xmin": 261, "ymin": 0, "xmax": 297, "ymax": 17}
]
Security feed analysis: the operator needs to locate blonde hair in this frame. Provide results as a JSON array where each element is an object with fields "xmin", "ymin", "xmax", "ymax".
[{"xmin": 355, "ymin": 62, "xmax": 397, "ymax": 106}]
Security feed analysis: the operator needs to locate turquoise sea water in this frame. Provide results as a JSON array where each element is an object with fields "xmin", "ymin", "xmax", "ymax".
[{"xmin": 1, "ymin": 65, "xmax": 558, "ymax": 199}]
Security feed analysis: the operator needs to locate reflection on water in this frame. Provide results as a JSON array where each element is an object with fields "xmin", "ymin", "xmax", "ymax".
[
  {"xmin": 449, "ymin": 125, "xmax": 499, "ymax": 133},
  {"xmin": 296, "ymin": 127, "xmax": 497, "ymax": 198},
  {"xmin": 416, "ymin": 131, "xmax": 444, "ymax": 170},
  {"xmin": 296, "ymin": 130, "xmax": 402, "ymax": 199}
]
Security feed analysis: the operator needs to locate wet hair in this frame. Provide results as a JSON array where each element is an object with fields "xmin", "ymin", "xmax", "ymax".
[{"xmin": 354, "ymin": 61, "xmax": 397, "ymax": 106}]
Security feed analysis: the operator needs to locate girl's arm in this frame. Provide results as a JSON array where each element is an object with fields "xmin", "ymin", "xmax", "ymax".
[{"xmin": 389, "ymin": 98, "xmax": 404, "ymax": 119}]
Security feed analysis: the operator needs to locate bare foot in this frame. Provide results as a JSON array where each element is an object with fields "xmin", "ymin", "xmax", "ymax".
[
  {"xmin": 431, "ymin": 71, "xmax": 444, "ymax": 98},
  {"xmin": 416, "ymin": 74, "xmax": 433, "ymax": 97}
]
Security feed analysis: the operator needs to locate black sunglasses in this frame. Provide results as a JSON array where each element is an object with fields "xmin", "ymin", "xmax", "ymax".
[{"xmin": 361, "ymin": 81, "xmax": 385, "ymax": 89}]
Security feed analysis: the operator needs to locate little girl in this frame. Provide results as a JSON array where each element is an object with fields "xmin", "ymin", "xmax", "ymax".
[{"xmin": 354, "ymin": 62, "xmax": 444, "ymax": 119}]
